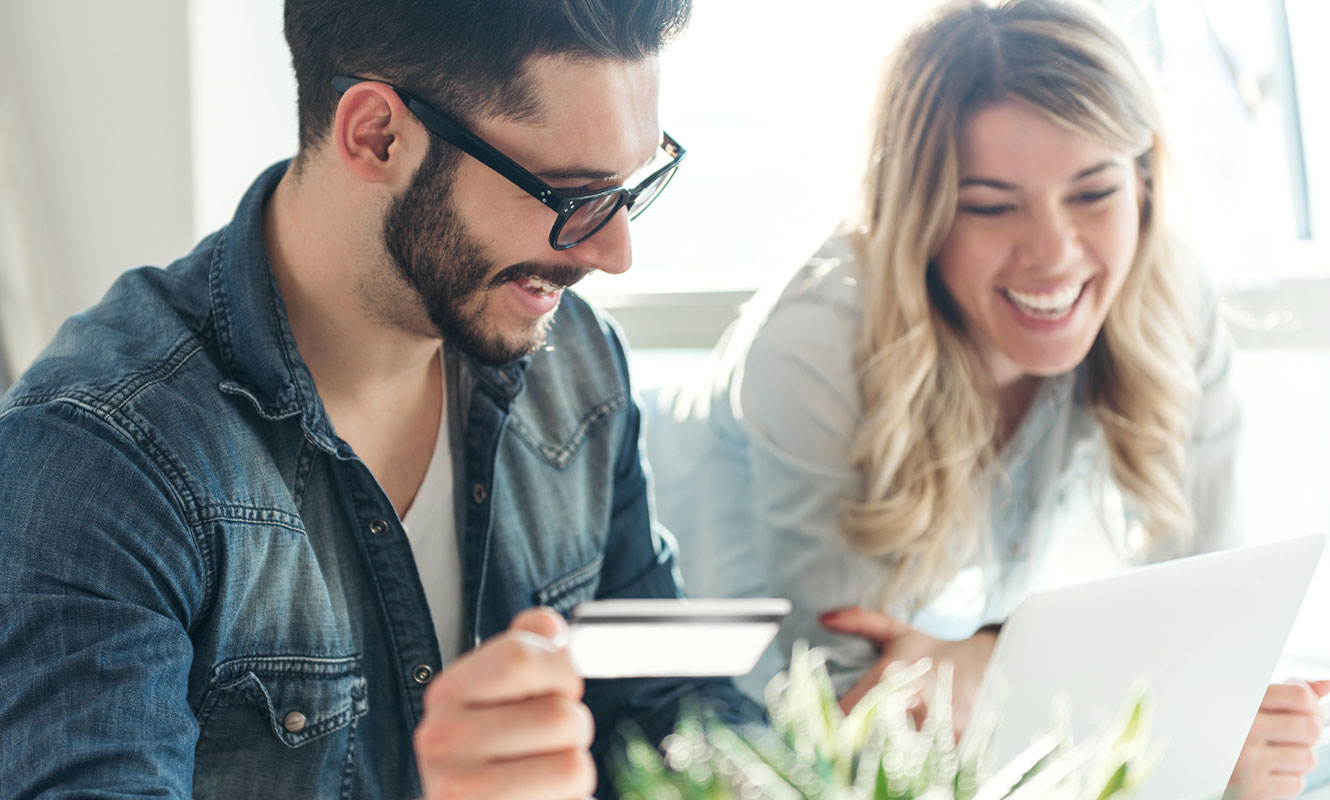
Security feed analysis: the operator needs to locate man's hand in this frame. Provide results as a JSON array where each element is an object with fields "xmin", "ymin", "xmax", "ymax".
[
  {"xmin": 414, "ymin": 607, "xmax": 597, "ymax": 800},
  {"xmin": 819, "ymin": 606, "xmax": 997, "ymax": 735},
  {"xmin": 1226, "ymin": 680, "xmax": 1330, "ymax": 800}
]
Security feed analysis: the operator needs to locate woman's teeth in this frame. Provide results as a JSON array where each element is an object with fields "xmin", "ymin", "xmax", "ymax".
[
  {"xmin": 1004, "ymin": 283, "xmax": 1084, "ymax": 318},
  {"xmin": 521, "ymin": 276, "xmax": 562, "ymax": 296}
]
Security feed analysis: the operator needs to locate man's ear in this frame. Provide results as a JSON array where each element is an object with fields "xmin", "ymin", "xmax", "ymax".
[{"xmin": 332, "ymin": 81, "xmax": 424, "ymax": 187}]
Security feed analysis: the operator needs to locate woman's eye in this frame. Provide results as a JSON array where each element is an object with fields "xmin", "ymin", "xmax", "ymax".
[
  {"xmin": 959, "ymin": 203, "xmax": 1016, "ymax": 217},
  {"xmin": 1072, "ymin": 187, "xmax": 1119, "ymax": 204}
]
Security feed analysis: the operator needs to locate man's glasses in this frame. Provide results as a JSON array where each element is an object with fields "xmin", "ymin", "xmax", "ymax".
[{"xmin": 332, "ymin": 76, "xmax": 685, "ymax": 250}]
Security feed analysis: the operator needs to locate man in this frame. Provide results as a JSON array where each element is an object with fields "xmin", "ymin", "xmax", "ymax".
[{"xmin": 0, "ymin": 1, "xmax": 758, "ymax": 797}]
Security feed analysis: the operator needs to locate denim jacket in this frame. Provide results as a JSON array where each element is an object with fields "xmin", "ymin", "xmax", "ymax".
[{"xmin": 0, "ymin": 161, "xmax": 757, "ymax": 799}]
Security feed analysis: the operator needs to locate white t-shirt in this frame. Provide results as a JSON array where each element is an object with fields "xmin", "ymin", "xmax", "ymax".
[{"xmin": 402, "ymin": 354, "xmax": 462, "ymax": 665}]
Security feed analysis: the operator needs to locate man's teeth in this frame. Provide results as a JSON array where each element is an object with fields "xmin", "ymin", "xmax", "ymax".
[
  {"xmin": 1004, "ymin": 284, "xmax": 1083, "ymax": 316},
  {"xmin": 522, "ymin": 276, "xmax": 562, "ymax": 295}
]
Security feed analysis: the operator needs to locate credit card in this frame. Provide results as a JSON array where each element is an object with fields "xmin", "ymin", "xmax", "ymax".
[{"xmin": 567, "ymin": 597, "xmax": 791, "ymax": 679}]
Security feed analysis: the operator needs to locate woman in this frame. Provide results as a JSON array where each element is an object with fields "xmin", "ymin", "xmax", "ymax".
[{"xmin": 649, "ymin": 0, "xmax": 1325, "ymax": 796}]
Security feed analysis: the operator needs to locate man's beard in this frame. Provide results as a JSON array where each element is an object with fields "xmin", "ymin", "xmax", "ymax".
[{"xmin": 381, "ymin": 145, "xmax": 588, "ymax": 366}]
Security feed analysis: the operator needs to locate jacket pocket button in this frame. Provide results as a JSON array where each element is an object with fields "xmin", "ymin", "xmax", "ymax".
[
  {"xmin": 369, "ymin": 519, "xmax": 389, "ymax": 536},
  {"xmin": 412, "ymin": 664, "xmax": 434, "ymax": 684},
  {"xmin": 283, "ymin": 711, "xmax": 307, "ymax": 733}
]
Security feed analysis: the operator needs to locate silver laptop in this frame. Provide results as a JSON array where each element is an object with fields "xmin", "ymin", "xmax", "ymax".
[{"xmin": 964, "ymin": 532, "xmax": 1325, "ymax": 800}]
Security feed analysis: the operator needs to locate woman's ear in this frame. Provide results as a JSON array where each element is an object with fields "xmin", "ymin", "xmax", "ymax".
[{"xmin": 331, "ymin": 80, "xmax": 426, "ymax": 189}]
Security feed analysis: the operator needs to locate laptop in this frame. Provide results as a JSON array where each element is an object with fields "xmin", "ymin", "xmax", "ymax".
[{"xmin": 964, "ymin": 532, "xmax": 1325, "ymax": 800}]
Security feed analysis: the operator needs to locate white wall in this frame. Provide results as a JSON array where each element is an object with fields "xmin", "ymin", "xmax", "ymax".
[
  {"xmin": 187, "ymin": 0, "xmax": 297, "ymax": 240},
  {"xmin": 0, "ymin": 0, "xmax": 194, "ymax": 373}
]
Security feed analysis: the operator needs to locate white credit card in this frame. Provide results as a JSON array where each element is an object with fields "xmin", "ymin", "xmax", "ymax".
[{"xmin": 567, "ymin": 598, "xmax": 791, "ymax": 679}]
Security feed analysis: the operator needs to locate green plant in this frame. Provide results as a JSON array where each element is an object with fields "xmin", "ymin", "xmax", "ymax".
[{"xmin": 614, "ymin": 642, "xmax": 1154, "ymax": 800}]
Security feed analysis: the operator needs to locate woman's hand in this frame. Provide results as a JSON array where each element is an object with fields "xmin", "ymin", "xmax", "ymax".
[
  {"xmin": 1226, "ymin": 680, "xmax": 1330, "ymax": 800},
  {"xmin": 819, "ymin": 606, "xmax": 997, "ymax": 735}
]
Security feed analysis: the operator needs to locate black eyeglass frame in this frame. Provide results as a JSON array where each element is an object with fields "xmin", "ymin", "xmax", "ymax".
[{"xmin": 331, "ymin": 75, "xmax": 685, "ymax": 250}]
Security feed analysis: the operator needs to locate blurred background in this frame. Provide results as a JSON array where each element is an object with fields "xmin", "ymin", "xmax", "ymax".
[{"xmin": 1, "ymin": 0, "xmax": 1328, "ymax": 661}]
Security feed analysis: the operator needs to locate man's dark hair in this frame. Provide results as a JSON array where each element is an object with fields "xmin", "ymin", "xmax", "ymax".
[{"xmin": 285, "ymin": 0, "xmax": 691, "ymax": 163}]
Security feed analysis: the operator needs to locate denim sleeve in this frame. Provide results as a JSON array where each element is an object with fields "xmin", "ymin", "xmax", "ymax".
[
  {"xmin": 0, "ymin": 401, "xmax": 204, "ymax": 798},
  {"xmin": 581, "ymin": 328, "xmax": 764, "ymax": 799}
]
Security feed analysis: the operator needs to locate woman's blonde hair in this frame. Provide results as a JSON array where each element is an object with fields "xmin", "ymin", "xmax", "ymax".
[{"xmin": 845, "ymin": 0, "xmax": 1199, "ymax": 607}]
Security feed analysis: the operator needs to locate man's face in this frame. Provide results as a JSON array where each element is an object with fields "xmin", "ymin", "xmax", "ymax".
[{"xmin": 380, "ymin": 54, "xmax": 663, "ymax": 365}]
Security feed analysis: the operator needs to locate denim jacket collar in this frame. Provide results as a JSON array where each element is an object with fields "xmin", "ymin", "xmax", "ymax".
[{"xmin": 208, "ymin": 160, "xmax": 339, "ymax": 452}]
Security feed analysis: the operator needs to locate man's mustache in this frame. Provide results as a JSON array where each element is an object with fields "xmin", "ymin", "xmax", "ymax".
[{"xmin": 490, "ymin": 262, "xmax": 590, "ymax": 290}]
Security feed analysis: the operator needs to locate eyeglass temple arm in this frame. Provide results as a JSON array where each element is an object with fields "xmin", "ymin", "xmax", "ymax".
[{"xmin": 330, "ymin": 75, "xmax": 559, "ymax": 208}]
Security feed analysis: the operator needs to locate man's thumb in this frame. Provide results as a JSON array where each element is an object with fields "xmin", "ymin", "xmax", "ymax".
[{"xmin": 510, "ymin": 605, "xmax": 570, "ymax": 648}]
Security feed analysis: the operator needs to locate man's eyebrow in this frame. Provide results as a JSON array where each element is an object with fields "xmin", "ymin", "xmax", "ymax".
[{"xmin": 536, "ymin": 166, "xmax": 622, "ymax": 183}]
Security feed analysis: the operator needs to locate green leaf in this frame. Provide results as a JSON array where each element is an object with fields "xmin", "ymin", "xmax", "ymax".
[
  {"xmin": 611, "ymin": 641, "xmax": 1157, "ymax": 800},
  {"xmin": 1094, "ymin": 762, "xmax": 1129, "ymax": 800}
]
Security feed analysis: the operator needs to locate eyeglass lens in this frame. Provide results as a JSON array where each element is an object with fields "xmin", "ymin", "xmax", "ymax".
[
  {"xmin": 626, "ymin": 165, "xmax": 677, "ymax": 220},
  {"xmin": 560, "ymin": 193, "xmax": 625, "ymax": 247},
  {"xmin": 556, "ymin": 164, "xmax": 680, "ymax": 247}
]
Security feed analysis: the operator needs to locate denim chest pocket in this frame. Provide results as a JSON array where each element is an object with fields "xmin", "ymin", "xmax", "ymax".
[
  {"xmin": 535, "ymin": 554, "xmax": 603, "ymax": 615},
  {"xmin": 193, "ymin": 655, "xmax": 368, "ymax": 800},
  {"xmin": 508, "ymin": 391, "xmax": 626, "ymax": 469}
]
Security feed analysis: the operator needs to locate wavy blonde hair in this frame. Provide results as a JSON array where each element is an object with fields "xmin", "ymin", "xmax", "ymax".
[{"xmin": 844, "ymin": 0, "xmax": 1200, "ymax": 607}]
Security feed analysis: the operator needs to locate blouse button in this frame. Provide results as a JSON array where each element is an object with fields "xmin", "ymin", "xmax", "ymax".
[{"xmin": 283, "ymin": 711, "xmax": 307, "ymax": 733}]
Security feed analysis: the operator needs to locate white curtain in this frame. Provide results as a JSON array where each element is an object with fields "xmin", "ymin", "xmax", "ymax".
[{"xmin": 0, "ymin": 83, "xmax": 57, "ymax": 392}]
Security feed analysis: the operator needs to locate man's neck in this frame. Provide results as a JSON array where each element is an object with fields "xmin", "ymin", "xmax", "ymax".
[
  {"xmin": 263, "ymin": 165, "xmax": 440, "ymax": 405},
  {"xmin": 262, "ymin": 163, "xmax": 444, "ymax": 515}
]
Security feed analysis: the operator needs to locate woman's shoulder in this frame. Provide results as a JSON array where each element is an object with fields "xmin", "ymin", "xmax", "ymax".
[
  {"xmin": 767, "ymin": 232, "xmax": 866, "ymax": 316},
  {"xmin": 729, "ymin": 231, "xmax": 867, "ymax": 362}
]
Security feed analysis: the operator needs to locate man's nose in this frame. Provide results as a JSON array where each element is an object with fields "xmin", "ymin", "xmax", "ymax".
[{"xmin": 572, "ymin": 208, "xmax": 633, "ymax": 275}]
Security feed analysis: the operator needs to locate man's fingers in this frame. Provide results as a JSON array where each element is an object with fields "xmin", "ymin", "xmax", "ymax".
[
  {"xmin": 510, "ymin": 606, "xmax": 570, "ymax": 644},
  {"xmin": 1308, "ymin": 679, "xmax": 1330, "ymax": 698},
  {"xmin": 818, "ymin": 606, "xmax": 912, "ymax": 644},
  {"xmin": 426, "ymin": 630, "xmax": 582, "ymax": 709},
  {"xmin": 415, "ymin": 609, "xmax": 595, "ymax": 800},
  {"xmin": 416, "ymin": 694, "xmax": 595, "ymax": 763},
  {"xmin": 420, "ymin": 748, "xmax": 597, "ymax": 800}
]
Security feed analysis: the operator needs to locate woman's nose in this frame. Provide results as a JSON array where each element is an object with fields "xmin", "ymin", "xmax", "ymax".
[{"xmin": 1019, "ymin": 206, "xmax": 1082, "ymax": 271}]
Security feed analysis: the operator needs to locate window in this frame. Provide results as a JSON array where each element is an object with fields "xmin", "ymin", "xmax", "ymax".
[{"xmin": 587, "ymin": 0, "xmax": 1329, "ymax": 303}]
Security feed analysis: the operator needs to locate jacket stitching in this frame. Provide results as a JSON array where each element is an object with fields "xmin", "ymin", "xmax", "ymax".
[
  {"xmin": 507, "ymin": 391, "xmax": 626, "ymax": 468},
  {"xmin": 536, "ymin": 554, "xmax": 604, "ymax": 605}
]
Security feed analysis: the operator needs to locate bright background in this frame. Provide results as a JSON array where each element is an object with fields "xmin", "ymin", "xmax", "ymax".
[{"xmin": 2, "ymin": 0, "xmax": 1329, "ymax": 684}]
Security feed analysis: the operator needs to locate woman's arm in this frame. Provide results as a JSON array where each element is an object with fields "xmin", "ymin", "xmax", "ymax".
[{"xmin": 736, "ymin": 294, "xmax": 885, "ymax": 695}]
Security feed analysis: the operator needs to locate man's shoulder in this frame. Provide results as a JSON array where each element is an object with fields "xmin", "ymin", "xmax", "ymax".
[
  {"xmin": 0, "ymin": 238, "xmax": 240, "ymax": 486},
  {"xmin": 4, "ymin": 249, "xmax": 221, "ymax": 420}
]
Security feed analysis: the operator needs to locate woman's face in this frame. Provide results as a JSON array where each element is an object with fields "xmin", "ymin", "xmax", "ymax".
[{"xmin": 934, "ymin": 101, "xmax": 1142, "ymax": 388}]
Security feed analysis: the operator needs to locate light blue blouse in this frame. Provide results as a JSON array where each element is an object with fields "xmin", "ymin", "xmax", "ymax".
[{"xmin": 647, "ymin": 233, "xmax": 1241, "ymax": 701}]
